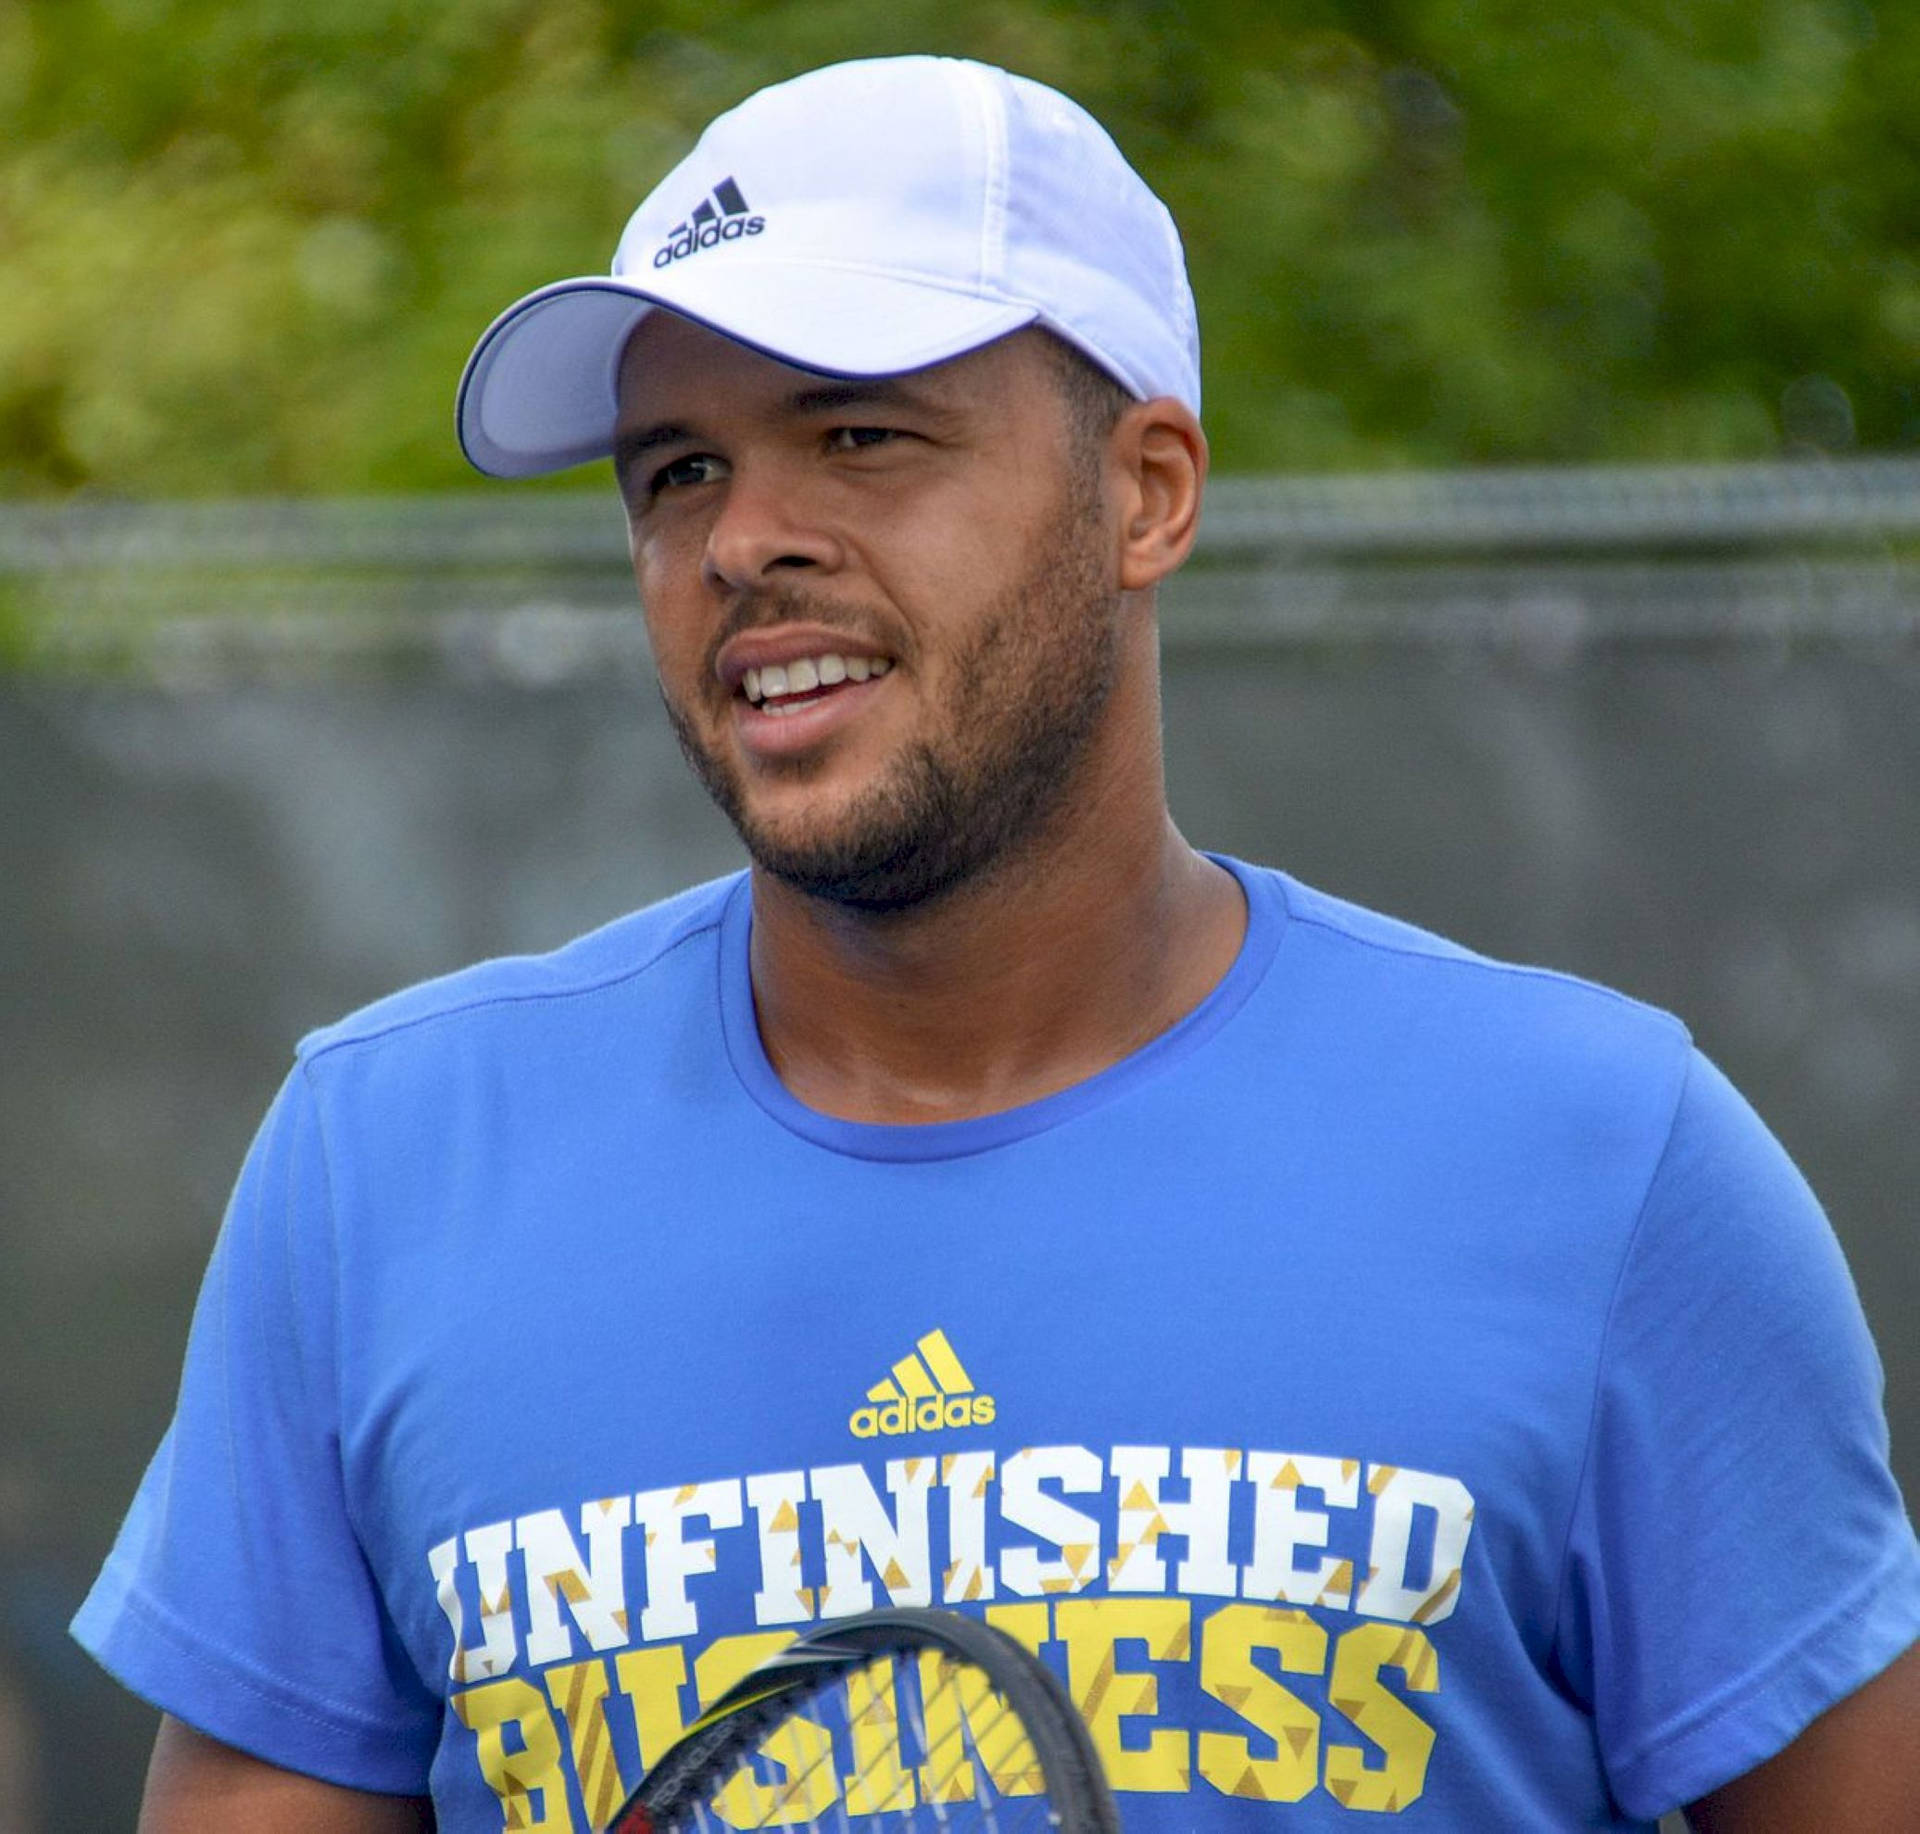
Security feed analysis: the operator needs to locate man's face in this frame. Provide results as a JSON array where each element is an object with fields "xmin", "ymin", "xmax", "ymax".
[{"xmin": 616, "ymin": 314, "xmax": 1128, "ymax": 911}]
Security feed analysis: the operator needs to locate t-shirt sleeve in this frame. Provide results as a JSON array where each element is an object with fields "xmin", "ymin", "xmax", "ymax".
[
  {"xmin": 1556, "ymin": 1047, "xmax": 1920, "ymax": 1820},
  {"xmin": 70, "ymin": 1063, "xmax": 441, "ymax": 1793}
]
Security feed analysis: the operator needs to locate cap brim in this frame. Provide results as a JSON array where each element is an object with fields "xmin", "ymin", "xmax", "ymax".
[{"xmin": 457, "ymin": 267, "xmax": 1038, "ymax": 479}]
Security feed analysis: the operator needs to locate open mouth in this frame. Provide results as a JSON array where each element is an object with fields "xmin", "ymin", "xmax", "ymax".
[{"xmin": 742, "ymin": 651, "xmax": 893, "ymax": 717}]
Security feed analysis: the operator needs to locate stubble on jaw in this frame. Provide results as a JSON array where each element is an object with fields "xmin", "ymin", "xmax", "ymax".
[{"xmin": 659, "ymin": 473, "xmax": 1125, "ymax": 916}]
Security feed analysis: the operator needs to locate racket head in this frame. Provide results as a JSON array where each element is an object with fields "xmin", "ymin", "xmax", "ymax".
[{"xmin": 607, "ymin": 1607, "xmax": 1115, "ymax": 1834}]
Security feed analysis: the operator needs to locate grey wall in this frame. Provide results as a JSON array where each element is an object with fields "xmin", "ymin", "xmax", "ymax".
[
  {"xmin": 4, "ymin": 465, "xmax": 1917, "ymax": 1830},
  {"xmin": 3, "ymin": 635, "xmax": 1915, "ymax": 1831}
]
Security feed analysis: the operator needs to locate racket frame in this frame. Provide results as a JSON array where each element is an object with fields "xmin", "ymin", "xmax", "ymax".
[{"xmin": 607, "ymin": 1607, "xmax": 1116, "ymax": 1834}]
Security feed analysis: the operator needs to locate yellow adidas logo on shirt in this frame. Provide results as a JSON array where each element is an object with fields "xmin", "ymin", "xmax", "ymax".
[{"xmin": 848, "ymin": 1328, "xmax": 997, "ymax": 1438}]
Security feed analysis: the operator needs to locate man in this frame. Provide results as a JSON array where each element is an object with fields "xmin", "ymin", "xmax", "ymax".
[{"xmin": 76, "ymin": 55, "xmax": 1918, "ymax": 1834}]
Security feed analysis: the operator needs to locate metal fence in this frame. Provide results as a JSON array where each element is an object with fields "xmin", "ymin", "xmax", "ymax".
[
  {"xmin": 3, "ymin": 462, "xmax": 1916, "ymax": 1834},
  {"xmin": 6, "ymin": 458, "xmax": 1920, "ymax": 680}
]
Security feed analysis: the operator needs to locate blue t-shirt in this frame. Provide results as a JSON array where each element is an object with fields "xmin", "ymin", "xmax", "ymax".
[{"xmin": 74, "ymin": 861, "xmax": 1920, "ymax": 1830}]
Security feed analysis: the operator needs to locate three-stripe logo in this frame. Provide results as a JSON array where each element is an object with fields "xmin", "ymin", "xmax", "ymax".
[
  {"xmin": 652, "ymin": 176, "xmax": 766, "ymax": 268},
  {"xmin": 848, "ymin": 1328, "xmax": 997, "ymax": 1438}
]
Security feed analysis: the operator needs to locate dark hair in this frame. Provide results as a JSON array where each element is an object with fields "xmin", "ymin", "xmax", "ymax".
[{"xmin": 1040, "ymin": 333, "xmax": 1135, "ymax": 472}]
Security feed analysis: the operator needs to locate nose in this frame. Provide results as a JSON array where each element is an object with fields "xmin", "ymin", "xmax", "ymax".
[{"xmin": 701, "ymin": 462, "xmax": 843, "ymax": 594}]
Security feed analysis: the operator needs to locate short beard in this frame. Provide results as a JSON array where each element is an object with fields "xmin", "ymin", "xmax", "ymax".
[{"xmin": 661, "ymin": 484, "xmax": 1124, "ymax": 915}]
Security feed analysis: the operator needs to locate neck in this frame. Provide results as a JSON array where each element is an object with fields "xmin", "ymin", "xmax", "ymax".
[{"xmin": 746, "ymin": 648, "xmax": 1247, "ymax": 1125}]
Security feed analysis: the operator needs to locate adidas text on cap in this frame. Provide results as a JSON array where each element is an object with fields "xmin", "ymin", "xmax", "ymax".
[{"xmin": 456, "ymin": 56, "xmax": 1201, "ymax": 479}]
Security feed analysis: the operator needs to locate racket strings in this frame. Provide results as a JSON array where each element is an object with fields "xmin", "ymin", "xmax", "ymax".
[
  {"xmin": 684, "ymin": 1661, "xmax": 897, "ymax": 1833},
  {"xmin": 901, "ymin": 1658, "xmax": 961, "ymax": 1834},
  {"xmin": 880, "ymin": 1657, "xmax": 1065, "ymax": 1834},
  {"xmin": 903, "ymin": 1657, "xmax": 1031, "ymax": 1834},
  {"xmin": 694, "ymin": 1652, "xmax": 1063, "ymax": 1834},
  {"xmin": 904, "ymin": 1657, "xmax": 1016, "ymax": 1834}
]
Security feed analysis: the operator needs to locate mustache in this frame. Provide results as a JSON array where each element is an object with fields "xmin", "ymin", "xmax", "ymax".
[{"xmin": 701, "ymin": 585, "xmax": 894, "ymax": 679}]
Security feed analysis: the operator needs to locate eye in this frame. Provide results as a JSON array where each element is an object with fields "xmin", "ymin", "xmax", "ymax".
[
  {"xmin": 826, "ymin": 425, "xmax": 904, "ymax": 452},
  {"xmin": 648, "ymin": 452, "xmax": 729, "ymax": 495}
]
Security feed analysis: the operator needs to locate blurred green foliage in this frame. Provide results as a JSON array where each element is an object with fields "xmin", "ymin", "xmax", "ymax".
[{"xmin": 2, "ymin": 0, "xmax": 1915, "ymax": 495}]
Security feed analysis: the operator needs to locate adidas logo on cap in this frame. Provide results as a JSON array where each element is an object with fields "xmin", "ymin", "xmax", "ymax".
[
  {"xmin": 849, "ymin": 1328, "xmax": 996, "ymax": 1439},
  {"xmin": 652, "ymin": 176, "xmax": 765, "ymax": 268}
]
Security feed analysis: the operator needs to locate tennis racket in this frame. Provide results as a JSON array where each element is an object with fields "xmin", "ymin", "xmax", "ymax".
[{"xmin": 606, "ymin": 1607, "xmax": 1117, "ymax": 1834}]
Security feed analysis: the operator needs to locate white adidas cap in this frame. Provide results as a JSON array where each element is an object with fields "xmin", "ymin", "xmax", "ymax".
[{"xmin": 456, "ymin": 56, "xmax": 1201, "ymax": 479}]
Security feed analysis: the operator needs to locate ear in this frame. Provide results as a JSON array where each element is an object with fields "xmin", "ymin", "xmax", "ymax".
[{"xmin": 1112, "ymin": 399, "xmax": 1208, "ymax": 593}]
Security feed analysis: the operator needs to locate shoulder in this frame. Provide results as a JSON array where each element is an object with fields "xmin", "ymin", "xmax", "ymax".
[
  {"xmin": 294, "ymin": 872, "xmax": 743, "ymax": 1071},
  {"xmin": 1245, "ymin": 861, "xmax": 1695, "ymax": 1092}
]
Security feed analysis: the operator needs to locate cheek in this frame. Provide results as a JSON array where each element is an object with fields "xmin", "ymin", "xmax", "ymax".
[
  {"xmin": 632, "ymin": 537, "xmax": 712, "ymax": 679},
  {"xmin": 859, "ymin": 514, "xmax": 1002, "ymax": 623},
  {"xmin": 631, "ymin": 524, "xmax": 681, "ymax": 601},
  {"xmin": 642, "ymin": 611, "xmax": 708, "ymax": 700}
]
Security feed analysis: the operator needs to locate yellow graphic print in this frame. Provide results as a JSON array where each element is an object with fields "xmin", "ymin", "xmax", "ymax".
[
  {"xmin": 1057, "ymin": 1598, "xmax": 1194, "ymax": 1793},
  {"xmin": 849, "ymin": 1329, "xmax": 997, "ymax": 1438},
  {"xmin": 916, "ymin": 1648, "xmax": 1046, "ymax": 1800},
  {"xmin": 543, "ymin": 1659, "xmax": 626, "ymax": 1829},
  {"xmin": 436, "ymin": 1441, "xmax": 1472, "ymax": 1827},
  {"xmin": 1197, "ymin": 1604, "xmax": 1327, "ymax": 1803},
  {"xmin": 455, "ymin": 1678, "xmax": 573, "ymax": 1832},
  {"xmin": 843, "ymin": 1657, "xmax": 916, "ymax": 1814},
  {"xmin": 1324, "ymin": 1624, "xmax": 1440, "ymax": 1812}
]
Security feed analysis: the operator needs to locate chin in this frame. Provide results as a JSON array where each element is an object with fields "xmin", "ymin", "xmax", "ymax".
[
  {"xmin": 739, "ymin": 787, "xmax": 1011, "ymax": 916},
  {"xmin": 753, "ymin": 845, "xmax": 977, "ymax": 915}
]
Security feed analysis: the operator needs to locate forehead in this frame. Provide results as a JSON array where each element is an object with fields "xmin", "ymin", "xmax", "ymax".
[{"xmin": 614, "ymin": 310, "xmax": 1056, "ymax": 425}]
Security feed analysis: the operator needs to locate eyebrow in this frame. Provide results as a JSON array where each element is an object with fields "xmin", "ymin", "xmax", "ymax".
[
  {"xmin": 614, "ymin": 377, "xmax": 944, "ymax": 475},
  {"xmin": 782, "ymin": 377, "xmax": 926, "ymax": 414},
  {"xmin": 612, "ymin": 421, "xmax": 696, "ymax": 476}
]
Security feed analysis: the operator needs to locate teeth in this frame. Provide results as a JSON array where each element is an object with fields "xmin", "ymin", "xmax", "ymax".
[{"xmin": 742, "ymin": 652, "xmax": 890, "ymax": 704}]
